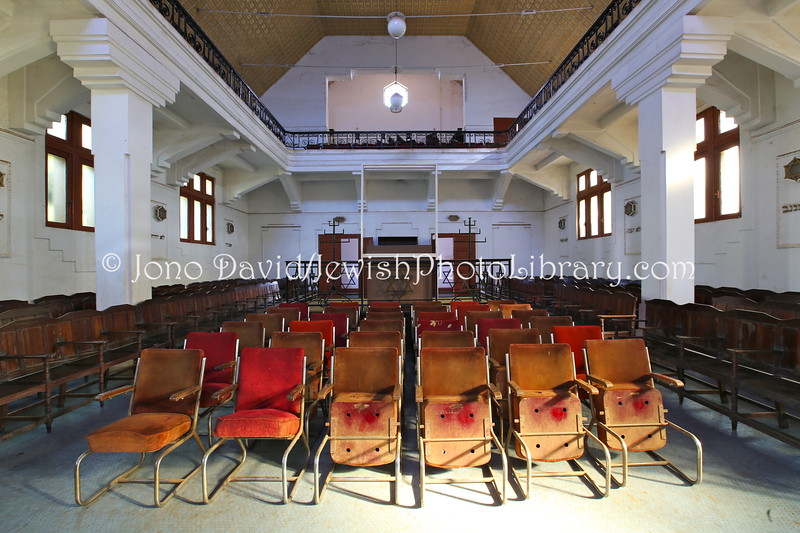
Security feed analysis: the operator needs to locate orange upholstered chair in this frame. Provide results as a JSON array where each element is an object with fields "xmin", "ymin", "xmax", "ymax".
[
  {"xmin": 551, "ymin": 325, "xmax": 603, "ymax": 381},
  {"xmin": 499, "ymin": 303, "xmax": 531, "ymax": 319},
  {"xmin": 75, "ymin": 348, "xmax": 205, "ymax": 507},
  {"xmin": 184, "ymin": 332, "xmax": 239, "ymax": 445},
  {"xmin": 584, "ymin": 339, "xmax": 702, "ymax": 487},
  {"xmin": 505, "ymin": 343, "xmax": 610, "ymax": 498},
  {"xmin": 201, "ymin": 347, "xmax": 309, "ymax": 503},
  {"xmin": 314, "ymin": 346, "xmax": 402, "ymax": 503},
  {"xmin": 418, "ymin": 330, "xmax": 476, "ymax": 351},
  {"xmin": 416, "ymin": 346, "xmax": 506, "ymax": 505}
]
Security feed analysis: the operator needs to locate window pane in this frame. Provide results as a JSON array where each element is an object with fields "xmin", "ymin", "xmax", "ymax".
[
  {"xmin": 695, "ymin": 117, "xmax": 705, "ymax": 144},
  {"xmin": 46, "ymin": 154, "xmax": 68, "ymax": 223},
  {"xmin": 589, "ymin": 170, "xmax": 598, "ymax": 187},
  {"xmin": 193, "ymin": 200, "xmax": 202, "ymax": 240},
  {"xmin": 694, "ymin": 157, "xmax": 706, "ymax": 220},
  {"xmin": 578, "ymin": 173, "xmax": 586, "ymax": 192},
  {"xmin": 47, "ymin": 115, "xmax": 67, "ymax": 140},
  {"xmin": 205, "ymin": 179, "xmax": 213, "ymax": 196},
  {"xmin": 590, "ymin": 195, "xmax": 599, "ymax": 236},
  {"xmin": 81, "ymin": 164, "xmax": 95, "ymax": 227},
  {"xmin": 192, "ymin": 174, "xmax": 201, "ymax": 191},
  {"xmin": 180, "ymin": 196, "xmax": 189, "ymax": 239},
  {"xmin": 206, "ymin": 204, "xmax": 213, "ymax": 242},
  {"xmin": 81, "ymin": 124, "xmax": 92, "ymax": 150},
  {"xmin": 719, "ymin": 111, "xmax": 737, "ymax": 134},
  {"xmin": 578, "ymin": 200, "xmax": 586, "ymax": 238},
  {"xmin": 720, "ymin": 146, "xmax": 740, "ymax": 216},
  {"xmin": 602, "ymin": 191, "xmax": 612, "ymax": 235}
]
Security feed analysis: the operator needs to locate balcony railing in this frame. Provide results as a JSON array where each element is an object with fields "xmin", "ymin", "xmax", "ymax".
[{"xmin": 149, "ymin": 0, "xmax": 640, "ymax": 150}]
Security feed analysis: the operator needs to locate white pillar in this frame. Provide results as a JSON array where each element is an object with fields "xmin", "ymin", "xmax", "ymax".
[
  {"xmin": 637, "ymin": 88, "xmax": 697, "ymax": 303},
  {"xmin": 91, "ymin": 91, "xmax": 154, "ymax": 308},
  {"xmin": 51, "ymin": 18, "xmax": 180, "ymax": 309}
]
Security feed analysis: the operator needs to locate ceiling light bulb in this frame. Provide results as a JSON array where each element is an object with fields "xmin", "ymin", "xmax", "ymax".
[
  {"xmin": 387, "ymin": 12, "xmax": 406, "ymax": 39},
  {"xmin": 389, "ymin": 92, "xmax": 404, "ymax": 113}
]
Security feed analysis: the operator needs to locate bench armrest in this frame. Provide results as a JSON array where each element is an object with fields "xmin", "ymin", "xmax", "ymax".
[
  {"xmin": 651, "ymin": 373, "xmax": 683, "ymax": 387},
  {"xmin": 169, "ymin": 385, "xmax": 201, "ymax": 401},
  {"xmin": 95, "ymin": 384, "xmax": 134, "ymax": 402},
  {"xmin": 0, "ymin": 353, "xmax": 57, "ymax": 360}
]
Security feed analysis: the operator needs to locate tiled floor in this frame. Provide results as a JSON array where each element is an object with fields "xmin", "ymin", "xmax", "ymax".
[{"xmin": 1, "ymin": 349, "xmax": 799, "ymax": 533}]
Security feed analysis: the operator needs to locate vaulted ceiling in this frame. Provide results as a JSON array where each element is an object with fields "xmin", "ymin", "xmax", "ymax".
[{"xmin": 181, "ymin": 1, "xmax": 610, "ymax": 97}]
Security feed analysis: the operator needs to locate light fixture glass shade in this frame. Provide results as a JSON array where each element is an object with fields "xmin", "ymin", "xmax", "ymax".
[
  {"xmin": 387, "ymin": 12, "xmax": 406, "ymax": 38},
  {"xmin": 383, "ymin": 81, "xmax": 408, "ymax": 111},
  {"xmin": 389, "ymin": 92, "xmax": 403, "ymax": 113}
]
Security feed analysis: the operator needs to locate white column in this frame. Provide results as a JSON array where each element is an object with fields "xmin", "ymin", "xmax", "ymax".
[
  {"xmin": 51, "ymin": 18, "xmax": 180, "ymax": 309},
  {"xmin": 91, "ymin": 90, "xmax": 154, "ymax": 307},
  {"xmin": 637, "ymin": 88, "xmax": 697, "ymax": 303}
]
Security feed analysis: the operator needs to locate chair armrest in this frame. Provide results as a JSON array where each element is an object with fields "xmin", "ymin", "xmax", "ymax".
[
  {"xmin": 287, "ymin": 384, "xmax": 304, "ymax": 402},
  {"xmin": 488, "ymin": 383, "xmax": 502, "ymax": 400},
  {"xmin": 650, "ymin": 373, "xmax": 683, "ymax": 387},
  {"xmin": 415, "ymin": 385, "xmax": 424, "ymax": 403},
  {"xmin": 211, "ymin": 383, "xmax": 237, "ymax": 402},
  {"xmin": 587, "ymin": 374, "xmax": 613, "ymax": 388},
  {"xmin": 488, "ymin": 357, "xmax": 502, "ymax": 369},
  {"xmin": 307, "ymin": 360, "xmax": 323, "ymax": 372},
  {"xmin": 170, "ymin": 385, "xmax": 201, "ymax": 401},
  {"xmin": 597, "ymin": 314, "xmax": 637, "ymax": 320},
  {"xmin": 574, "ymin": 378, "xmax": 599, "ymax": 396},
  {"xmin": 318, "ymin": 382, "xmax": 333, "ymax": 399},
  {"xmin": 392, "ymin": 384, "xmax": 402, "ymax": 401},
  {"xmin": 213, "ymin": 360, "xmax": 237, "ymax": 372},
  {"xmin": 60, "ymin": 340, "xmax": 107, "ymax": 346},
  {"xmin": 0, "ymin": 353, "xmax": 57, "ymax": 360},
  {"xmin": 507, "ymin": 379, "xmax": 525, "ymax": 398},
  {"xmin": 102, "ymin": 329, "xmax": 144, "ymax": 338},
  {"xmin": 95, "ymin": 384, "xmax": 134, "ymax": 402}
]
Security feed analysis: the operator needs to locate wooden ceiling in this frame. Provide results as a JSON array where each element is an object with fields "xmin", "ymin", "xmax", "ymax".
[{"xmin": 181, "ymin": 1, "xmax": 610, "ymax": 97}]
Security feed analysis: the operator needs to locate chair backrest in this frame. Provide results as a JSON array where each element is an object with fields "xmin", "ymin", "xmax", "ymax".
[
  {"xmin": 325, "ymin": 303, "xmax": 359, "ymax": 329},
  {"xmin": 235, "ymin": 347, "xmax": 305, "ymax": 415},
  {"xmin": 359, "ymin": 318, "xmax": 404, "ymax": 333},
  {"xmin": 511, "ymin": 308, "xmax": 549, "ymax": 327},
  {"xmin": 131, "ymin": 348, "xmax": 204, "ymax": 416},
  {"xmin": 419, "ymin": 347, "xmax": 487, "ymax": 397},
  {"xmin": 584, "ymin": 338, "xmax": 654, "ymax": 387},
  {"xmin": 270, "ymin": 331, "xmax": 323, "ymax": 366},
  {"xmin": 311, "ymin": 312, "xmax": 349, "ymax": 346},
  {"xmin": 416, "ymin": 311, "xmax": 457, "ymax": 326},
  {"xmin": 465, "ymin": 310, "xmax": 502, "ymax": 335},
  {"xmin": 499, "ymin": 303, "xmax": 531, "ymax": 319},
  {"xmin": 266, "ymin": 306, "xmax": 301, "ymax": 323},
  {"xmin": 368, "ymin": 301, "xmax": 401, "ymax": 310},
  {"xmin": 348, "ymin": 330, "xmax": 402, "ymax": 355},
  {"xmin": 221, "ymin": 321, "xmax": 265, "ymax": 350},
  {"xmin": 364, "ymin": 311, "xmax": 404, "ymax": 323},
  {"xmin": 488, "ymin": 300, "xmax": 517, "ymax": 312},
  {"xmin": 289, "ymin": 319, "xmax": 334, "ymax": 348},
  {"xmin": 419, "ymin": 330, "xmax": 476, "ymax": 349},
  {"xmin": 416, "ymin": 318, "xmax": 463, "ymax": 336},
  {"xmin": 507, "ymin": 343, "xmax": 576, "ymax": 391},
  {"xmin": 333, "ymin": 347, "xmax": 400, "ymax": 395},
  {"xmin": 245, "ymin": 313, "xmax": 284, "ymax": 341},
  {"xmin": 453, "ymin": 302, "xmax": 490, "ymax": 324},
  {"xmin": 476, "ymin": 318, "xmax": 521, "ymax": 348},
  {"xmin": 530, "ymin": 315, "xmax": 574, "ymax": 342},
  {"xmin": 184, "ymin": 331, "xmax": 238, "ymax": 384},
  {"xmin": 412, "ymin": 302, "xmax": 448, "ymax": 314},
  {"xmin": 279, "ymin": 302, "xmax": 309, "ymax": 320},
  {"xmin": 487, "ymin": 328, "xmax": 540, "ymax": 360},
  {"xmin": 551, "ymin": 325, "xmax": 603, "ymax": 376}
]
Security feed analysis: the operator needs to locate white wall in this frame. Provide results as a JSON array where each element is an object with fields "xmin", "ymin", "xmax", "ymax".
[{"xmin": 262, "ymin": 36, "xmax": 531, "ymax": 132}]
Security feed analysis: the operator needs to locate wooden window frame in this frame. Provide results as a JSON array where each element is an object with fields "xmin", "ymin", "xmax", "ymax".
[
  {"xmin": 180, "ymin": 173, "xmax": 216, "ymax": 245},
  {"xmin": 576, "ymin": 169, "xmax": 612, "ymax": 240},
  {"xmin": 45, "ymin": 111, "xmax": 94, "ymax": 232},
  {"xmin": 695, "ymin": 106, "xmax": 741, "ymax": 223}
]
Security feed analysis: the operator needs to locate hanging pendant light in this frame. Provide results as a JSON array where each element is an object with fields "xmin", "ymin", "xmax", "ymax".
[{"xmin": 387, "ymin": 12, "xmax": 406, "ymax": 39}]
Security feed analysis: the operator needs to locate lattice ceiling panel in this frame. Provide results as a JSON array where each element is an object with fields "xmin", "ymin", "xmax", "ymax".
[{"xmin": 180, "ymin": 1, "xmax": 610, "ymax": 97}]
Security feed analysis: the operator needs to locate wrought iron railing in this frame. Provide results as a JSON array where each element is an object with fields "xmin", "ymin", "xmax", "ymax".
[{"xmin": 149, "ymin": 0, "xmax": 640, "ymax": 150}]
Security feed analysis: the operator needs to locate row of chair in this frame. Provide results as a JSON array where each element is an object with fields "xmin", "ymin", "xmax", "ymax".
[{"xmin": 74, "ymin": 334, "xmax": 702, "ymax": 507}]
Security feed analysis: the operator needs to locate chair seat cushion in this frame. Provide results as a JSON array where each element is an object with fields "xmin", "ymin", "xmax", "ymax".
[
  {"xmin": 200, "ymin": 382, "xmax": 233, "ymax": 408},
  {"xmin": 214, "ymin": 408, "xmax": 300, "ymax": 438},
  {"xmin": 87, "ymin": 413, "xmax": 192, "ymax": 453}
]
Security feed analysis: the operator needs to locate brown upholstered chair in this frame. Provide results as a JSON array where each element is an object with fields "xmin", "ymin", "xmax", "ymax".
[
  {"xmin": 314, "ymin": 346, "xmax": 402, "ymax": 503},
  {"xmin": 418, "ymin": 330, "xmax": 475, "ymax": 351},
  {"xmin": 279, "ymin": 302, "xmax": 310, "ymax": 320},
  {"xmin": 311, "ymin": 311, "xmax": 349, "ymax": 347},
  {"xmin": 75, "ymin": 348, "xmax": 205, "ymax": 506},
  {"xmin": 266, "ymin": 306, "xmax": 301, "ymax": 325},
  {"xmin": 221, "ymin": 320, "xmax": 265, "ymax": 351},
  {"xmin": 486, "ymin": 328, "xmax": 540, "ymax": 423},
  {"xmin": 416, "ymin": 346, "xmax": 506, "ymax": 505},
  {"xmin": 325, "ymin": 302, "xmax": 360, "ymax": 330},
  {"xmin": 201, "ymin": 347, "xmax": 308, "ymax": 503},
  {"xmin": 358, "ymin": 318, "xmax": 404, "ymax": 335},
  {"xmin": 511, "ymin": 308, "xmax": 549, "ymax": 328},
  {"xmin": 245, "ymin": 312, "xmax": 284, "ymax": 344},
  {"xmin": 488, "ymin": 300, "xmax": 517, "ymax": 312},
  {"xmin": 529, "ymin": 315, "xmax": 573, "ymax": 343},
  {"xmin": 584, "ymin": 338, "xmax": 702, "ymax": 487},
  {"xmin": 464, "ymin": 310, "xmax": 502, "ymax": 339},
  {"xmin": 505, "ymin": 343, "xmax": 610, "ymax": 498},
  {"xmin": 348, "ymin": 330, "xmax": 404, "ymax": 360},
  {"xmin": 499, "ymin": 303, "xmax": 531, "ymax": 319}
]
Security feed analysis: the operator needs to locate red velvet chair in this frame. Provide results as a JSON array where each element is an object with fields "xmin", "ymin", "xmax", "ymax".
[
  {"xmin": 451, "ymin": 301, "xmax": 490, "ymax": 326},
  {"xmin": 184, "ymin": 332, "xmax": 239, "ymax": 445},
  {"xmin": 201, "ymin": 347, "xmax": 309, "ymax": 504},
  {"xmin": 311, "ymin": 311, "xmax": 349, "ymax": 347},
  {"xmin": 415, "ymin": 311, "xmax": 457, "ymax": 327},
  {"xmin": 280, "ymin": 302, "xmax": 309, "ymax": 320},
  {"xmin": 290, "ymin": 319, "xmax": 335, "ymax": 371},
  {"xmin": 475, "ymin": 317, "xmax": 521, "ymax": 348},
  {"xmin": 551, "ymin": 325, "xmax": 603, "ymax": 381},
  {"xmin": 270, "ymin": 331, "xmax": 325, "ymax": 424},
  {"xmin": 326, "ymin": 301, "xmax": 360, "ymax": 329},
  {"xmin": 75, "ymin": 348, "xmax": 205, "ymax": 507}
]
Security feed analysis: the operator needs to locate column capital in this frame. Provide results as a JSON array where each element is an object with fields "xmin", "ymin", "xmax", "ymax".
[
  {"xmin": 50, "ymin": 18, "xmax": 180, "ymax": 107},
  {"xmin": 613, "ymin": 15, "xmax": 734, "ymax": 105}
]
